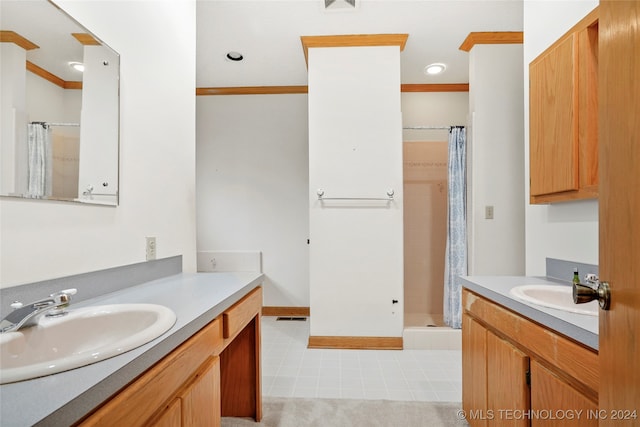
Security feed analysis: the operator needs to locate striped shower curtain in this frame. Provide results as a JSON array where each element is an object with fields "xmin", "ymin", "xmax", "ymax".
[
  {"xmin": 26, "ymin": 123, "xmax": 52, "ymax": 198},
  {"xmin": 443, "ymin": 126, "xmax": 467, "ymax": 329}
]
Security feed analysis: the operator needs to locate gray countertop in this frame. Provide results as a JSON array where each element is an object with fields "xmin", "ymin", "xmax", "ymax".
[
  {"xmin": 460, "ymin": 275, "xmax": 598, "ymax": 351},
  {"xmin": 0, "ymin": 272, "xmax": 264, "ymax": 427}
]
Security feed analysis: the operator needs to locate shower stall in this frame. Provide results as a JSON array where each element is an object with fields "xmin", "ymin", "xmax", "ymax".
[
  {"xmin": 50, "ymin": 124, "xmax": 80, "ymax": 199},
  {"xmin": 24, "ymin": 122, "xmax": 80, "ymax": 200},
  {"xmin": 402, "ymin": 136, "xmax": 461, "ymax": 349}
]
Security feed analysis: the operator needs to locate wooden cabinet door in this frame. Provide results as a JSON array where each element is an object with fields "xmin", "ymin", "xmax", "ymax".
[
  {"xmin": 462, "ymin": 314, "xmax": 487, "ymax": 427},
  {"xmin": 182, "ymin": 357, "xmax": 220, "ymax": 427},
  {"xmin": 599, "ymin": 1, "xmax": 640, "ymax": 425},
  {"xmin": 529, "ymin": 9, "xmax": 599, "ymax": 204},
  {"xmin": 486, "ymin": 331, "xmax": 530, "ymax": 427},
  {"xmin": 530, "ymin": 33, "xmax": 579, "ymax": 197},
  {"xmin": 150, "ymin": 399, "xmax": 182, "ymax": 427},
  {"xmin": 576, "ymin": 24, "xmax": 598, "ymax": 193},
  {"xmin": 530, "ymin": 360, "xmax": 597, "ymax": 427}
]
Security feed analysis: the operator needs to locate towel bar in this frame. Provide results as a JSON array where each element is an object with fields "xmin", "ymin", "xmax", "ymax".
[{"xmin": 316, "ymin": 189, "xmax": 394, "ymax": 201}]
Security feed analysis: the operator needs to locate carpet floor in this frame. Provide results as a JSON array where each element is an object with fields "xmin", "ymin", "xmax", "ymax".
[{"xmin": 222, "ymin": 397, "xmax": 470, "ymax": 427}]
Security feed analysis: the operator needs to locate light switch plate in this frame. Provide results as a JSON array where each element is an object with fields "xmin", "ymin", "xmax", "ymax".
[
  {"xmin": 146, "ymin": 236, "xmax": 156, "ymax": 261},
  {"xmin": 485, "ymin": 205, "xmax": 494, "ymax": 220}
]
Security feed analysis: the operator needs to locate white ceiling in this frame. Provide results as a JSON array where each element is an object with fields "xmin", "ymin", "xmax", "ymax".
[
  {"xmin": 1, "ymin": 0, "xmax": 88, "ymax": 82},
  {"xmin": 196, "ymin": 0, "xmax": 524, "ymax": 87},
  {"xmin": 2, "ymin": 0, "xmax": 524, "ymax": 87}
]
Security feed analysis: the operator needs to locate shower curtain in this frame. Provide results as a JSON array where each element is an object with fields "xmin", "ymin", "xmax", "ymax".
[
  {"xmin": 26, "ymin": 123, "xmax": 52, "ymax": 198},
  {"xmin": 443, "ymin": 126, "xmax": 467, "ymax": 329}
]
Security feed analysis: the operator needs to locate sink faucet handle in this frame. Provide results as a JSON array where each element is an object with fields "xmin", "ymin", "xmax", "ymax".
[
  {"xmin": 50, "ymin": 288, "xmax": 77, "ymax": 302},
  {"xmin": 45, "ymin": 289, "xmax": 77, "ymax": 317},
  {"xmin": 53, "ymin": 288, "xmax": 77, "ymax": 297},
  {"xmin": 584, "ymin": 274, "xmax": 599, "ymax": 285}
]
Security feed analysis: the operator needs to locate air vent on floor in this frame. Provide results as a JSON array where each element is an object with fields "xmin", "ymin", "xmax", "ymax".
[{"xmin": 276, "ymin": 317, "xmax": 308, "ymax": 321}]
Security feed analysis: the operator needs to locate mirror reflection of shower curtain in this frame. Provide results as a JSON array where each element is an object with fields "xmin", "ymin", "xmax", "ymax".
[{"xmin": 26, "ymin": 124, "xmax": 52, "ymax": 198}]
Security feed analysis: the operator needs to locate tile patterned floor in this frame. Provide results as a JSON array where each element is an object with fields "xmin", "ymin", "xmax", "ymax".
[{"xmin": 261, "ymin": 316, "xmax": 462, "ymax": 402}]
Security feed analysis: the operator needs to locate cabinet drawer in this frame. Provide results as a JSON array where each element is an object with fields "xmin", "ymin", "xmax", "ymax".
[
  {"xmin": 79, "ymin": 318, "xmax": 221, "ymax": 427},
  {"xmin": 223, "ymin": 287, "xmax": 262, "ymax": 339}
]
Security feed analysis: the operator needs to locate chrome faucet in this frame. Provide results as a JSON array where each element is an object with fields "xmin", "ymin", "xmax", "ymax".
[
  {"xmin": 0, "ymin": 289, "xmax": 77, "ymax": 333},
  {"xmin": 583, "ymin": 273, "xmax": 599, "ymax": 286}
]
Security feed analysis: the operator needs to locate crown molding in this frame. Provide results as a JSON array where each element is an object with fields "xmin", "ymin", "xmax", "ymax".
[
  {"xmin": 0, "ymin": 30, "xmax": 39, "ymax": 50},
  {"xmin": 26, "ymin": 61, "xmax": 82, "ymax": 90},
  {"xmin": 72, "ymin": 33, "xmax": 101, "ymax": 46},
  {"xmin": 401, "ymin": 83, "xmax": 469, "ymax": 93},
  {"xmin": 459, "ymin": 31, "xmax": 523, "ymax": 52},
  {"xmin": 196, "ymin": 83, "xmax": 468, "ymax": 96},
  {"xmin": 300, "ymin": 33, "xmax": 408, "ymax": 67},
  {"xmin": 196, "ymin": 86, "xmax": 308, "ymax": 96}
]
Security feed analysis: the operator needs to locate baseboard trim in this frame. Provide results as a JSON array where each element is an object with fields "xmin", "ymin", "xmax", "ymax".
[
  {"xmin": 308, "ymin": 336, "xmax": 403, "ymax": 350},
  {"xmin": 262, "ymin": 306, "xmax": 310, "ymax": 317}
]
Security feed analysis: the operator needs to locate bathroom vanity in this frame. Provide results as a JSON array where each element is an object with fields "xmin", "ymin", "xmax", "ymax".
[
  {"xmin": 0, "ymin": 271, "xmax": 263, "ymax": 427},
  {"xmin": 460, "ymin": 276, "xmax": 598, "ymax": 427}
]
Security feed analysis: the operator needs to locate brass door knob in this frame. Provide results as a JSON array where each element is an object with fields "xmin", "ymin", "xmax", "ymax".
[{"xmin": 573, "ymin": 281, "xmax": 611, "ymax": 310}]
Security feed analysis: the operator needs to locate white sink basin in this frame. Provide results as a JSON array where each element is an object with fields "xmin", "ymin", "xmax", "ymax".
[
  {"xmin": 0, "ymin": 303, "xmax": 176, "ymax": 384},
  {"xmin": 509, "ymin": 284, "xmax": 599, "ymax": 316}
]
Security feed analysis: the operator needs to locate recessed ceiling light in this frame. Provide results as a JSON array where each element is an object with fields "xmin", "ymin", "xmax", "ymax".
[
  {"xmin": 424, "ymin": 63, "xmax": 446, "ymax": 75},
  {"xmin": 226, "ymin": 51, "xmax": 244, "ymax": 62},
  {"xmin": 69, "ymin": 62, "xmax": 85, "ymax": 72}
]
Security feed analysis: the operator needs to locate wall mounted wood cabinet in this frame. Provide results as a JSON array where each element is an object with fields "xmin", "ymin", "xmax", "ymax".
[
  {"xmin": 529, "ymin": 8, "xmax": 599, "ymax": 204},
  {"xmin": 462, "ymin": 289, "xmax": 598, "ymax": 427}
]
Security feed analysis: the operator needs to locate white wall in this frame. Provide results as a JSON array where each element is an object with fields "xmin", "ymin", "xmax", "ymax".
[
  {"xmin": 0, "ymin": 1, "xmax": 197, "ymax": 287},
  {"xmin": 26, "ymin": 72, "xmax": 82, "ymax": 124},
  {"xmin": 196, "ymin": 94, "xmax": 309, "ymax": 307},
  {"xmin": 468, "ymin": 43, "xmax": 525, "ymax": 276},
  {"xmin": 402, "ymin": 92, "xmax": 468, "ymax": 142},
  {"xmin": 78, "ymin": 45, "xmax": 119, "ymax": 201},
  {"xmin": 523, "ymin": 0, "xmax": 599, "ymax": 275},
  {"xmin": 0, "ymin": 43, "xmax": 27, "ymax": 196},
  {"xmin": 196, "ymin": 91, "xmax": 468, "ymax": 309},
  {"xmin": 308, "ymin": 46, "xmax": 404, "ymax": 337}
]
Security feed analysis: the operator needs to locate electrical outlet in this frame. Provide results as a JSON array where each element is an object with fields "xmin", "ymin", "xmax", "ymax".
[
  {"xmin": 485, "ymin": 205, "xmax": 494, "ymax": 220},
  {"xmin": 146, "ymin": 236, "xmax": 156, "ymax": 261}
]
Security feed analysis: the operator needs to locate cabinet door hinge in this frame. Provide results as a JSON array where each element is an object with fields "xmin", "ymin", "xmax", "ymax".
[{"xmin": 526, "ymin": 369, "xmax": 531, "ymax": 387}]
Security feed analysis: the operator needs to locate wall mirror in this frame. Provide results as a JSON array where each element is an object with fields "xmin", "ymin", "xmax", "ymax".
[{"xmin": 0, "ymin": 0, "xmax": 120, "ymax": 206}]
